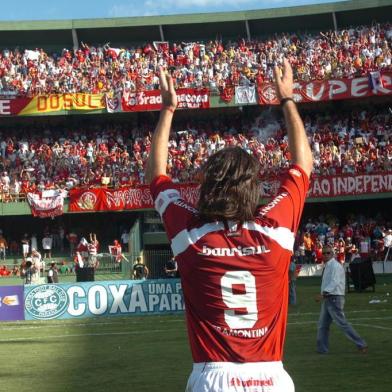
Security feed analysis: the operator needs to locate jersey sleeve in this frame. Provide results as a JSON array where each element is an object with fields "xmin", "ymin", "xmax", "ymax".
[
  {"xmin": 255, "ymin": 165, "xmax": 309, "ymax": 250},
  {"xmin": 150, "ymin": 175, "xmax": 197, "ymax": 241}
]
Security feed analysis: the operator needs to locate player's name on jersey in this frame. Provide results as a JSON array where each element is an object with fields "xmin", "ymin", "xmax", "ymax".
[{"xmin": 213, "ymin": 324, "xmax": 269, "ymax": 338}]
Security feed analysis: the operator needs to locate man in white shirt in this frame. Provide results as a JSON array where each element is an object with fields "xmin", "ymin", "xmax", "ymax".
[
  {"xmin": 42, "ymin": 234, "xmax": 53, "ymax": 259},
  {"xmin": 316, "ymin": 245, "xmax": 367, "ymax": 354},
  {"xmin": 384, "ymin": 229, "xmax": 392, "ymax": 261}
]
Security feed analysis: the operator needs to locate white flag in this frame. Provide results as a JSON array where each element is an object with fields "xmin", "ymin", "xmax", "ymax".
[
  {"xmin": 235, "ymin": 85, "xmax": 257, "ymax": 104},
  {"xmin": 106, "ymin": 93, "xmax": 122, "ymax": 113},
  {"xmin": 368, "ymin": 71, "xmax": 385, "ymax": 91}
]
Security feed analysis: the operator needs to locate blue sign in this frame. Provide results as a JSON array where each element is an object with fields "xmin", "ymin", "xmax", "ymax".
[
  {"xmin": 0, "ymin": 285, "xmax": 25, "ymax": 321},
  {"xmin": 24, "ymin": 279, "xmax": 184, "ymax": 320}
]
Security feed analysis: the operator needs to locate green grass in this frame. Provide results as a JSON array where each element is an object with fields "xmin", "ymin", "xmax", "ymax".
[
  {"xmin": 0, "ymin": 273, "xmax": 127, "ymax": 286},
  {"xmin": 0, "ymin": 276, "xmax": 391, "ymax": 392}
]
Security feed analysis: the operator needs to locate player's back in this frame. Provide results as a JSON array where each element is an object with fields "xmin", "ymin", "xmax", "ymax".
[
  {"xmin": 150, "ymin": 165, "xmax": 309, "ymax": 363},
  {"xmin": 176, "ymin": 217, "xmax": 291, "ymax": 363}
]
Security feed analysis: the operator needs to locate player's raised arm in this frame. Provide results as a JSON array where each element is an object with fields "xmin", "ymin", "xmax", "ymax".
[
  {"xmin": 145, "ymin": 67, "xmax": 178, "ymax": 184},
  {"xmin": 274, "ymin": 59, "xmax": 313, "ymax": 177}
]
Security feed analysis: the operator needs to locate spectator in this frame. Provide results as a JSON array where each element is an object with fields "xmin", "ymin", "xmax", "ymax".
[
  {"xmin": 120, "ymin": 229, "xmax": 130, "ymax": 253},
  {"xmin": 47, "ymin": 262, "xmax": 59, "ymax": 283},
  {"xmin": 21, "ymin": 259, "xmax": 34, "ymax": 285},
  {"xmin": 164, "ymin": 256, "xmax": 178, "ymax": 278},
  {"xmin": 303, "ymin": 232, "xmax": 314, "ymax": 264},
  {"xmin": 0, "ymin": 234, "xmax": 8, "ymax": 260},
  {"xmin": 31, "ymin": 248, "xmax": 43, "ymax": 276},
  {"xmin": 109, "ymin": 239, "xmax": 123, "ymax": 263},
  {"xmin": 384, "ymin": 229, "xmax": 392, "ymax": 261},
  {"xmin": 0, "ymin": 265, "xmax": 11, "ymax": 276},
  {"xmin": 21, "ymin": 234, "xmax": 30, "ymax": 258},
  {"xmin": 289, "ymin": 257, "xmax": 297, "ymax": 305},
  {"xmin": 42, "ymin": 233, "xmax": 53, "ymax": 258},
  {"xmin": 87, "ymin": 233, "xmax": 99, "ymax": 267},
  {"xmin": 67, "ymin": 230, "xmax": 78, "ymax": 257},
  {"xmin": 132, "ymin": 257, "xmax": 149, "ymax": 280},
  {"xmin": 75, "ymin": 237, "xmax": 89, "ymax": 267}
]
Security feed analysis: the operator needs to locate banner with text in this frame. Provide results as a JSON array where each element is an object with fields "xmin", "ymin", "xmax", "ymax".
[
  {"xmin": 121, "ymin": 88, "xmax": 209, "ymax": 112},
  {"xmin": 261, "ymin": 172, "xmax": 392, "ymax": 199},
  {"xmin": 19, "ymin": 94, "xmax": 105, "ymax": 114},
  {"xmin": 69, "ymin": 184, "xmax": 200, "ymax": 212},
  {"xmin": 70, "ymin": 173, "xmax": 392, "ymax": 212},
  {"xmin": 0, "ymin": 97, "xmax": 33, "ymax": 116},
  {"xmin": 24, "ymin": 279, "xmax": 184, "ymax": 320},
  {"xmin": 258, "ymin": 72, "xmax": 392, "ymax": 105},
  {"xmin": 0, "ymin": 94, "xmax": 105, "ymax": 116}
]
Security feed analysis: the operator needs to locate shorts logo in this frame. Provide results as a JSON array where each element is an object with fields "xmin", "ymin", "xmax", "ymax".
[{"xmin": 25, "ymin": 285, "xmax": 68, "ymax": 320}]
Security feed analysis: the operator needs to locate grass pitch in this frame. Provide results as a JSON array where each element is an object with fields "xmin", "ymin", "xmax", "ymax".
[{"xmin": 0, "ymin": 276, "xmax": 391, "ymax": 392}]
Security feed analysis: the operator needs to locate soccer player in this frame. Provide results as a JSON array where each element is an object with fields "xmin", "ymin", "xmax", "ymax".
[{"xmin": 146, "ymin": 59, "xmax": 313, "ymax": 392}]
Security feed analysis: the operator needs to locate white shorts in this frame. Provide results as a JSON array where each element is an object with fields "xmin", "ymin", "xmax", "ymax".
[{"xmin": 185, "ymin": 361, "xmax": 294, "ymax": 392}]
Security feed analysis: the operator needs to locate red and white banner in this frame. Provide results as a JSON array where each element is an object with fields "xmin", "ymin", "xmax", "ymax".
[
  {"xmin": 262, "ymin": 172, "xmax": 392, "ymax": 198},
  {"xmin": 69, "ymin": 184, "xmax": 200, "ymax": 212},
  {"xmin": 258, "ymin": 72, "xmax": 392, "ymax": 105},
  {"xmin": 27, "ymin": 190, "xmax": 67, "ymax": 218},
  {"xmin": 69, "ymin": 172, "xmax": 392, "ymax": 213},
  {"xmin": 0, "ymin": 98, "xmax": 32, "ymax": 116},
  {"xmin": 122, "ymin": 88, "xmax": 210, "ymax": 112}
]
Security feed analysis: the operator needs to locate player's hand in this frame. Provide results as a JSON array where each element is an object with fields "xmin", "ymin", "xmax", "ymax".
[
  {"xmin": 159, "ymin": 66, "xmax": 177, "ymax": 112},
  {"xmin": 273, "ymin": 58, "xmax": 293, "ymax": 102},
  {"xmin": 315, "ymin": 294, "xmax": 323, "ymax": 302}
]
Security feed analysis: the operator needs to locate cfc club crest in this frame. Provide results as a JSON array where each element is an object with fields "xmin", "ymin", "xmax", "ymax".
[{"xmin": 25, "ymin": 285, "xmax": 68, "ymax": 320}]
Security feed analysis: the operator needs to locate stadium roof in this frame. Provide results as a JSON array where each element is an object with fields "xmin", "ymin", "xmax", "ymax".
[
  {"xmin": 0, "ymin": 0, "xmax": 390, "ymax": 49},
  {"xmin": 0, "ymin": 0, "xmax": 391, "ymax": 30}
]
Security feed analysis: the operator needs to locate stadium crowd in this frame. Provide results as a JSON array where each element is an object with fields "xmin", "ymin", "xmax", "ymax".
[
  {"xmin": 0, "ymin": 107, "xmax": 390, "ymax": 200},
  {"xmin": 0, "ymin": 23, "xmax": 391, "ymax": 95},
  {"xmin": 295, "ymin": 214, "xmax": 392, "ymax": 264}
]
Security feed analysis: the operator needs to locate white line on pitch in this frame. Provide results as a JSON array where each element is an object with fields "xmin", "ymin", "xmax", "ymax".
[
  {"xmin": 0, "ymin": 328, "xmax": 180, "ymax": 343},
  {"xmin": 0, "ymin": 318, "xmax": 184, "ymax": 331},
  {"xmin": 289, "ymin": 309, "xmax": 390, "ymax": 316},
  {"xmin": 351, "ymin": 323, "xmax": 392, "ymax": 331},
  {"xmin": 1, "ymin": 316, "xmax": 391, "ymax": 339}
]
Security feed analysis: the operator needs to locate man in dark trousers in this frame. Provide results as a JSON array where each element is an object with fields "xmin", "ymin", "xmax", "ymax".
[{"xmin": 316, "ymin": 245, "xmax": 367, "ymax": 354}]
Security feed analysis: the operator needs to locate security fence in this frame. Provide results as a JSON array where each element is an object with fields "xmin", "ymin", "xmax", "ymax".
[
  {"xmin": 0, "ymin": 249, "xmax": 175, "ymax": 282},
  {"xmin": 142, "ymin": 249, "xmax": 173, "ymax": 279}
]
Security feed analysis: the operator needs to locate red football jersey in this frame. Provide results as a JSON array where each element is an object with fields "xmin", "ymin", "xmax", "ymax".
[{"xmin": 150, "ymin": 165, "xmax": 309, "ymax": 363}]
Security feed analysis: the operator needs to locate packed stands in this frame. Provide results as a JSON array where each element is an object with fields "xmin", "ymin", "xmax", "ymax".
[
  {"xmin": 0, "ymin": 23, "xmax": 391, "ymax": 96},
  {"xmin": 0, "ymin": 106, "xmax": 390, "ymax": 201}
]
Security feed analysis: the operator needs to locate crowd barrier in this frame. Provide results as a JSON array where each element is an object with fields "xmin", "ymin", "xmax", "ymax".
[{"xmin": 1, "ymin": 261, "xmax": 391, "ymax": 322}]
